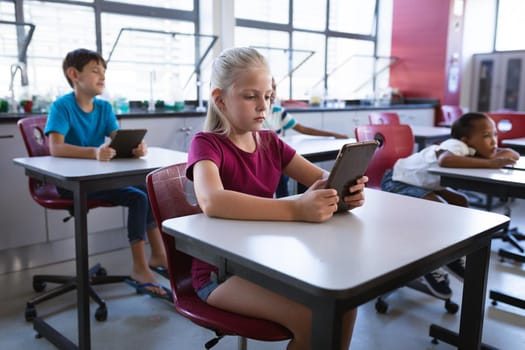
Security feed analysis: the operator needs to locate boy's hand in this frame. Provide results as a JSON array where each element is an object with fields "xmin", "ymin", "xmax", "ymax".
[
  {"xmin": 96, "ymin": 144, "xmax": 116, "ymax": 161},
  {"xmin": 132, "ymin": 140, "xmax": 147, "ymax": 157},
  {"xmin": 342, "ymin": 176, "xmax": 368, "ymax": 209},
  {"xmin": 488, "ymin": 157, "xmax": 517, "ymax": 168}
]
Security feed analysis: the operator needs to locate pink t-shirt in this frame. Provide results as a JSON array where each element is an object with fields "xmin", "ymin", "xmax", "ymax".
[{"xmin": 186, "ymin": 130, "xmax": 296, "ymax": 291}]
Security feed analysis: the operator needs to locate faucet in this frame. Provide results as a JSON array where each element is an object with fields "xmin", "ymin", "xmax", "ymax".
[{"xmin": 8, "ymin": 62, "xmax": 29, "ymax": 113}]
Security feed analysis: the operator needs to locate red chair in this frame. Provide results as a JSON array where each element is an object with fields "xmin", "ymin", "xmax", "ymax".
[
  {"xmin": 146, "ymin": 163, "xmax": 292, "ymax": 350},
  {"xmin": 439, "ymin": 105, "xmax": 463, "ymax": 127},
  {"xmin": 17, "ymin": 116, "xmax": 128, "ymax": 322},
  {"xmin": 368, "ymin": 112, "xmax": 401, "ymax": 125},
  {"xmin": 487, "ymin": 112, "xmax": 525, "ymax": 147},
  {"xmin": 354, "ymin": 124, "xmax": 414, "ymax": 189},
  {"xmin": 355, "ymin": 125, "xmax": 459, "ymax": 314}
]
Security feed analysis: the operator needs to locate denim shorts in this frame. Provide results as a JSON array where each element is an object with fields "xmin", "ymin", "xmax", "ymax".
[
  {"xmin": 381, "ymin": 169, "xmax": 432, "ymax": 199},
  {"xmin": 196, "ymin": 281, "xmax": 220, "ymax": 302}
]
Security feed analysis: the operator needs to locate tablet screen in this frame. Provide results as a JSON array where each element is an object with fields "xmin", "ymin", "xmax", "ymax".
[
  {"xmin": 325, "ymin": 141, "xmax": 378, "ymax": 212},
  {"xmin": 109, "ymin": 129, "xmax": 147, "ymax": 158}
]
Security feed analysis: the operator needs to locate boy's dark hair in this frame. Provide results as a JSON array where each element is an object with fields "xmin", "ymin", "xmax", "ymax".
[
  {"xmin": 62, "ymin": 48, "xmax": 106, "ymax": 88},
  {"xmin": 451, "ymin": 112, "xmax": 490, "ymax": 139}
]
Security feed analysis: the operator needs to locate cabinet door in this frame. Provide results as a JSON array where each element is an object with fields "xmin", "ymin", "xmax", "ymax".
[
  {"xmin": 322, "ymin": 111, "xmax": 360, "ymax": 136},
  {"xmin": 499, "ymin": 52, "xmax": 525, "ymax": 111},
  {"xmin": 1, "ymin": 123, "xmax": 47, "ymax": 250},
  {"xmin": 471, "ymin": 53, "xmax": 499, "ymax": 112},
  {"xmin": 182, "ymin": 116, "xmax": 205, "ymax": 152},
  {"xmin": 120, "ymin": 117, "xmax": 186, "ymax": 151},
  {"xmin": 284, "ymin": 111, "xmax": 324, "ymax": 136}
]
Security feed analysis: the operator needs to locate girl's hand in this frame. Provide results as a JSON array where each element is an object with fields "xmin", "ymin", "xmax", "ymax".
[
  {"xmin": 294, "ymin": 188, "xmax": 339, "ymax": 222},
  {"xmin": 132, "ymin": 141, "xmax": 148, "ymax": 157},
  {"xmin": 96, "ymin": 143, "xmax": 116, "ymax": 161},
  {"xmin": 342, "ymin": 176, "xmax": 368, "ymax": 209}
]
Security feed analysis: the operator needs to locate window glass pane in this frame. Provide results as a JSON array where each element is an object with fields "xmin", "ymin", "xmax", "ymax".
[
  {"xmin": 496, "ymin": 0, "xmax": 525, "ymax": 51},
  {"xmin": 23, "ymin": 1, "xmax": 96, "ymax": 99},
  {"xmin": 101, "ymin": 13, "xmax": 196, "ymax": 102},
  {"xmin": 292, "ymin": 31, "xmax": 325, "ymax": 100},
  {"xmin": 111, "ymin": 0, "xmax": 192, "ymax": 10},
  {"xmin": 329, "ymin": 0, "xmax": 376, "ymax": 35},
  {"xmin": 235, "ymin": 0, "xmax": 288, "ymax": 24},
  {"xmin": 235, "ymin": 27, "xmax": 290, "ymax": 99},
  {"xmin": 293, "ymin": 0, "xmax": 326, "ymax": 31},
  {"xmin": 326, "ymin": 37, "xmax": 375, "ymax": 100},
  {"xmin": 0, "ymin": 2, "xmax": 16, "ymax": 96}
]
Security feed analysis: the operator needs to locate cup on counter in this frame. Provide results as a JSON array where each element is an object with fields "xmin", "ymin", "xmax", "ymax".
[
  {"xmin": 21, "ymin": 100, "xmax": 33, "ymax": 113},
  {"xmin": 0, "ymin": 99, "xmax": 8, "ymax": 112}
]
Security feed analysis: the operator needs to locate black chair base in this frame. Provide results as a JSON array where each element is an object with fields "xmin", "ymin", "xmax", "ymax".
[
  {"xmin": 25, "ymin": 263, "xmax": 129, "ymax": 322},
  {"xmin": 375, "ymin": 279, "xmax": 459, "ymax": 314},
  {"xmin": 490, "ymin": 290, "xmax": 525, "ymax": 310},
  {"xmin": 429, "ymin": 324, "xmax": 500, "ymax": 350}
]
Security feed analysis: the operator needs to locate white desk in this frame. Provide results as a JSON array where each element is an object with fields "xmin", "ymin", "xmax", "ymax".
[
  {"xmin": 502, "ymin": 137, "xmax": 525, "ymax": 154},
  {"xmin": 13, "ymin": 147, "xmax": 187, "ymax": 350},
  {"xmin": 429, "ymin": 165, "xmax": 525, "ymax": 339},
  {"xmin": 282, "ymin": 134, "xmax": 354, "ymax": 162},
  {"xmin": 410, "ymin": 125, "xmax": 450, "ymax": 150},
  {"xmin": 162, "ymin": 189, "xmax": 508, "ymax": 349}
]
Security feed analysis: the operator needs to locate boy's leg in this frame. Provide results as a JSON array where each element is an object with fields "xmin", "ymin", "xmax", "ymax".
[
  {"xmin": 146, "ymin": 226, "xmax": 167, "ymax": 269},
  {"xmin": 207, "ymin": 276, "xmax": 356, "ymax": 350},
  {"xmin": 130, "ymin": 240, "xmax": 166, "ymax": 295}
]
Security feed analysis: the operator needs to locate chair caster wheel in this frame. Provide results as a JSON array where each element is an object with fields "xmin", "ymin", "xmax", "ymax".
[
  {"xmin": 25, "ymin": 305, "xmax": 37, "ymax": 322},
  {"xmin": 96, "ymin": 267, "xmax": 107, "ymax": 277},
  {"xmin": 375, "ymin": 299, "xmax": 388, "ymax": 314},
  {"xmin": 33, "ymin": 280, "xmax": 46, "ymax": 292},
  {"xmin": 445, "ymin": 299, "xmax": 459, "ymax": 314},
  {"xmin": 95, "ymin": 306, "xmax": 107, "ymax": 321}
]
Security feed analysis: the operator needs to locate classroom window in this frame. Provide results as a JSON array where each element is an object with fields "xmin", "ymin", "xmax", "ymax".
[
  {"xmin": 0, "ymin": 1, "xmax": 16, "ymax": 91},
  {"xmin": 234, "ymin": 0, "xmax": 378, "ymax": 101},
  {"xmin": 329, "ymin": 0, "xmax": 376, "ymax": 35},
  {"xmin": 23, "ymin": 0, "xmax": 96, "ymax": 97},
  {"xmin": 101, "ymin": 13, "xmax": 196, "ymax": 102},
  {"xmin": 293, "ymin": 0, "xmax": 327, "ymax": 31},
  {"xmin": 235, "ymin": 0, "xmax": 289, "ymax": 24},
  {"xmin": 495, "ymin": 0, "xmax": 525, "ymax": 51},
  {"xmin": 112, "ymin": 0, "xmax": 193, "ymax": 10}
]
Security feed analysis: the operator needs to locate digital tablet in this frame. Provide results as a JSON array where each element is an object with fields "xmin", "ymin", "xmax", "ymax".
[
  {"xmin": 325, "ymin": 140, "xmax": 378, "ymax": 212},
  {"xmin": 109, "ymin": 129, "xmax": 147, "ymax": 158}
]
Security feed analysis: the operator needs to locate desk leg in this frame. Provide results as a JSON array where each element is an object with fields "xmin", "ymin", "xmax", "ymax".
[
  {"xmin": 73, "ymin": 185, "xmax": 90, "ymax": 350},
  {"xmin": 459, "ymin": 243, "xmax": 490, "ymax": 350},
  {"xmin": 311, "ymin": 299, "xmax": 342, "ymax": 349}
]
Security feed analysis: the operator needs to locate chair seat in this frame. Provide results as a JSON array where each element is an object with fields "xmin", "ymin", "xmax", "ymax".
[
  {"xmin": 31, "ymin": 181, "xmax": 115, "ymax": 210},
  {"xmin": 176, "ymin": 295, "xmax": 292, "ymax": 341}
]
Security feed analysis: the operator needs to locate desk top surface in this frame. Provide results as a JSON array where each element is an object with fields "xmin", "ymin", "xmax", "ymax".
[
  {"xmin": 13, "ymin": 147, "xmax": 188, "ymax": 180},
  {"xmin": 282, "ymin": 135, "xmax": 354, "ymax": 156},
  {"xmin": 163, "ymin": 189, "xmax": 507, "ymax": 293},
  {"xmin": 428, "ymin": 162, "xmax": 525, "ymax": 186},
  {"xmin": 502, "ymin": 137, "xmax": 525, "ymax": 146}
]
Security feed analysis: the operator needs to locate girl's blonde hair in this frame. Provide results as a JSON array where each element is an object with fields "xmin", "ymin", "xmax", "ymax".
[{"xmin": 205, "ymin": 47, "xmax": 269, "ymax": 135}]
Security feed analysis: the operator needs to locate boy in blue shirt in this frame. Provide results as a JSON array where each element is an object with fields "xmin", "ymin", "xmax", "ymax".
[{"xmin": 45, "ymin": 48, "xmax": 168, "ymax": 298}]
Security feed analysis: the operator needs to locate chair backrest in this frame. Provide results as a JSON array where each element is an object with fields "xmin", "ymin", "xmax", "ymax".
[
  {"xmin": 355, "ymin": 124, "xmax": 414, "ymax": 189},
  {"xmin": 17, "ymin": 115, "xmax": 50, "ymax": 157},
  {"xmin": 487, "ymin": 113, "xmax": 525, "ymax": 147},
  {"xmin": 368, "ymin": 112, "xmax": 401, "ymax": 125},
  {"xmin": 146, "ymin": 163, "xmax": 201, "ymax": 300},
  {"xmin": 146, "ymin": 163, "xmax": 291, "ymax": 343},
  {"xmin": 440, "ymin": 105, "xmax": 463, "ymax": 126}
]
